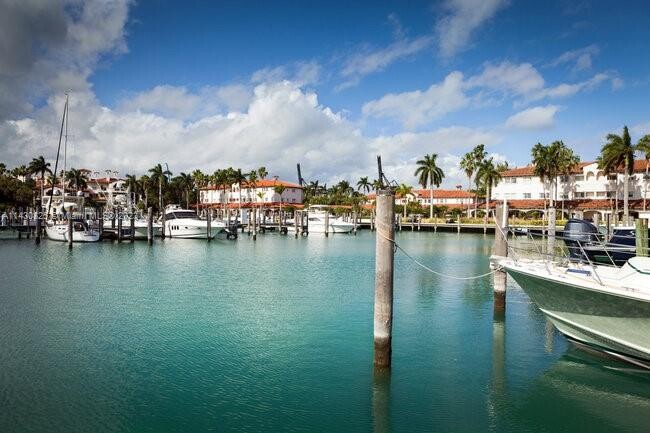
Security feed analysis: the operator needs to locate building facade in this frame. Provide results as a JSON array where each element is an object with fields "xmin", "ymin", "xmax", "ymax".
[{"xmin": 199, "ymin": 179, "xmax": 304, "ymax": 207}]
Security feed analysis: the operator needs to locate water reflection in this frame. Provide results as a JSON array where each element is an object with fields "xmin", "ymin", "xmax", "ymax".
[
  {"xmin": 517, "ymin": 348, "xmax": 650, "ymax": 432},
  {"xmin": 487, "ymin": 309, "xmax": 506, "ymax": 431},
  {"xmin": 372, "ymin": 368, "xmax": 391, "ymax": 433}
]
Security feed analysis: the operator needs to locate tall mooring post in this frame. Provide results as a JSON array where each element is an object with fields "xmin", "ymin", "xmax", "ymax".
[
  {"xmin": 353, "ymin": 210, "xmax": 357, "ymax": 235},
  {"xmin": 207, "ymin": 210, "xmax": 212, "ymax": 242},
  {"xmin": 67, "ymin": 217, "xmax": 73, "ymax": 249},
  {"xmin": 324, "ymin": 211, "xmax": 329, "ymax": 237},
  {"xmin": 547, "ymin": 207, "xmax": 556, "ymax": 257},
  {"xmin": 493, "ymin": 202, "xmax": 509, "ymax": 311},
  {"xmin": 252, "ymin": 208, "xmax": 257, "ymax": 241},
  {"xmin": 117, "ymin": 209, "xmax": 123, "ymax": 243},
  {"xmin": 35, "ymin": 200, "xmax": 41, "ymax": 245},
  {"xmin": 373, "ymin": 189, "xmax": 395, "ymax": 369},
  {"xmin": 147, "ymin": 207, "xmax": 153, "ymax": 245},
  {"xmin": 161, "ymin": 210, "xmax": 166, "ymax": 239},
  {"xmin": 130, "ymin": 210, "xmax": 135, "ymax": 243},
  {"xmin": 636, "ymin": 218, "xmax": 648, "ymax": 257}
]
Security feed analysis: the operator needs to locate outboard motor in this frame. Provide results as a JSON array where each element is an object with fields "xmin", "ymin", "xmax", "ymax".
[{"xmin": 562, "ymin": 219, "xmax": 600, "ymax": 261}]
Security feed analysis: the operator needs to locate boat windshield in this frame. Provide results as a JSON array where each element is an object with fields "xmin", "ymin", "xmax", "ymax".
[{"xmin": 167, "ymin": 211, "xmax": 198, "ymax": 219}]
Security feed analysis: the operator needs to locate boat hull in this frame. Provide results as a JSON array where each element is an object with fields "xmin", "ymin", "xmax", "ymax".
[
  {"xmin": 506, "ymin": 268, "xmax": 650, "ymax": 364},
  {"xmin": 45, "ymin": 225, "xmax": 100, "ymax": 242}
]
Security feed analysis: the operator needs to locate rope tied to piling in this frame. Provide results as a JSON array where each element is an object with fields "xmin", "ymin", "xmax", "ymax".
[{"xmin": 375, "ymin": 222, "xmax": 502, "ymax": 280}]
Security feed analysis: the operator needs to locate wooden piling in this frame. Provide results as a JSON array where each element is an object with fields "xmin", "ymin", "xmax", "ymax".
[
  {"xmin": 147, "ymin": 207, "xmax": 153, "ymax": 245},
  {"xmin": 605, "ymin": 213, "xmax": 611, "ymax": 240},
  {"xmin": 370, "ymin": 210, "xmax": 375, "ymax": 231},
  {"xmin": 417, "ymin": 215, "xmax": 421, "ymax": 231},
  {"xmin": 130, "ymin": 210, "xmax": 135, "ymax": 243},
  {"xmin": 161, "ymin": 210, "xmax": 166, "ymax": 239},
  {"xmin": 117, "ymin": 209, "xmax": 123, "ymax": 243},
  {"xmin": 457, "ymin": 216, "xmax": 461, "ymax": 233},
  {"xmin": 636, "ymin": 218, "xmax": 648, "ymax": 257},
  {"xmin": 547, "ymin": 207, "xmax": 556, "ymax": 257},
  {"xmin": 324, "ymin": 210, "xmax": 329, "ymax": 237},
  {"xmin": 373, "ymin": 189, "xmax": 395, "ymax": 369},
  {"xmin": 252, "ymin": 208, "xmax": 257, "ymax": 240},
  {"xmin": 111, "ymin": 207, "xmax": 116, "ymax": 229},
  {"xmin": 67, "ymin": 217, "xmax": 73, "ymax": 249},
  {"xmin": 353, "ymin": 210, "xmax": 357, "ymax": 235},
  {"xmin": 493, "ymin": 202, "xmax": 508, "ymax": 310},
  {"xmin": 207, "ymin": 210, "xmax": 212, "ymax": 241},
  {"xmin": 35, "ymin": 204, "xmax": 41, "ymax": 245}
]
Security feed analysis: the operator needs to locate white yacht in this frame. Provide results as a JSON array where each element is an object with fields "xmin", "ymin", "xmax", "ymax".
[
  {"xmin": 306, "ymin": 205, "xmax": 355, "ymax": 234},
  {"xmin": 492, "ymin": 253, "xmax": 650, "ymax": 368},
  {"xmin": 103, "ymin": 213, "xmax": 162, "ymax": 239},
  {"xmin": 46, "ymin": 218, "xmax": 100, "ymax": 242},
  {"xmin": 43, "ymin": 188, "xmax": 100, "ymax": 243},
  {"xmin": 163, "ymin": 204, "xmax": 226, "ymax": 239}
]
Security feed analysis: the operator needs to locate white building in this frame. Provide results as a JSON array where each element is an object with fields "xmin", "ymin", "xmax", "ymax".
[
  {"xmin": 369, "ymin": 189, "xmax": 478, "ymax": 210},
  {"xmin": 199, "ymin": 179, "xmax": 304, "ymax": 208},
  {"xmin": 491, "ymin": 159, "xmax": 650, "ymax": 219}
]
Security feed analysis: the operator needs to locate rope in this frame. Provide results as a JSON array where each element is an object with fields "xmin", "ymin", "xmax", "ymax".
[{"xmin": 375, "ymin": 223, "xmax": 501, "ymax": 281}]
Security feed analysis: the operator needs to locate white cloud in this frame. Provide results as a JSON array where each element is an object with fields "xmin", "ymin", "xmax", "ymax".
[
  {"xmin": 466, "ymin": 61, "xmax": 545, "ymax": 97},
  {"xmin": 534, "ymin": 73, "xmax": 609, "ymax": 100},
  {"xmin": 436, "ymin": 0, "xmax": 509, "ymax": 57},
  {"xmin": 362, "ymin": 71, "xmax": 468, "ymax": 129},
  {"xmin": 505, "ymin": 105, "xmax": 560, "ymax": 130},
  {"xmin": 338, "ymin": 35, "xmax": 433, "ymax": 90},
  {"xmin": 547, "ymin": 44, "xmax": 599, "ymax": 71},
  {"xmin": 251, "ymin": 60, "xmax": 321, "ymax": 86}
]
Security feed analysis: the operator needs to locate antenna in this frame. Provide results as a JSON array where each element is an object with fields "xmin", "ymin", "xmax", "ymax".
[{"xmin": 296, "ymin": 163, "xmax": 305, "ymax": 187}]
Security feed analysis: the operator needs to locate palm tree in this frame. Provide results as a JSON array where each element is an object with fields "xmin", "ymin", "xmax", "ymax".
[
  {"xmin": 125, "ymin": 174, "xmax": 138, "ymax": 208},
  {"xmin": 191, "ymin": 169, "xmax": 207, "ymax": 211},
  {"xmin": 65, "ymin": 168, "xmax": 88, "ymax": 192},
  {"xmin": 476, "ymin": 158, "xmax": 506, "ymax": 219},
  {"xmin": 395, "ymin": 183, "xmax": 413, "ymax": 218},
  {"xmin": 274, "ymin": 184, "xmax": 287, "ymax": 218},
  {"xmin": 414, "ymin": 153, "xmax": 445, "ymax": 218},
  {"xmin": 598, "ymin": 126, "xmax": 637, "ymax": 224},
  {"xmin": 28, "ymin": 156, "xmax": 52, "ymax": 205},
  {"xmin": 471, "ymin": 145, "xmax": 487, "ymax": 215},
  {"xmin": 138, "ymin": 175, "xmax": 152, "ymax": 208},
  {"xmin": 532, "ymin": 141, "xmax": 580, "ymax": 209},
  {"xmin": 459, "ymin": 151, "xmax": 476, "ymax": 216},
  {"xmin": 637, "ymin": 134, "xmax": 650, "ymax": 210},
  {"xmin": 148, "ymin": 163, "xmax": 172, "ymax": 211},
  {"xmin": 357, "ymin": 176, "xmax": 371, "ymax": 193},
  {"xmin": 231, "ymin": 168, "xmax": 247, "ymax": 221},
  {"xmin": 371, "ymin": 178, "xmax": 383, "ymax": 192},
  {"xmin": 178, "ymin": 172, "xmax": 194, "ymax": 209},
  {"xmin": 11, "ymin": 165, "xmax": 29, "ymax": 181},
  {"xmin": 258, "ymin": 166, "xmax": 268, "ymax": 180}
]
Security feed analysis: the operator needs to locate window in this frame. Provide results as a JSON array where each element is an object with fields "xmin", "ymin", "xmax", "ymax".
[
  {"xmin": 575, "ymin": 175, "xmax": 584, "ymax": 181},
  {"xmin": 523, "ymin": 193, "xmax": 531, "ymax": 199}
]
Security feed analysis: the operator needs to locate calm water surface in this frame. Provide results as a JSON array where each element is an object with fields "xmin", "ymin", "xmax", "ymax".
[{"xmin": 1, "ymin": 231, "xmax": 649, "ymax": 432}]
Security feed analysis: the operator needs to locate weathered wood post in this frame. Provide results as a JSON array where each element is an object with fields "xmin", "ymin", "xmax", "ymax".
[
  {"xmin": 130, "ymin": 209, "xmax": 135, "ymax": 243},
  {"xmin": 161, "ymin": 210, "xmax": 166, "ymax": 239},
  {"xmin": 294, "ymin": 210, "xmax": 300, "ymax": 238},
  {"xmin": 417, "ymin": 215, "xmax": 421, "ymax": 231},
  {"xmin": 353, "ymin": 210, "xmax": 357, "ymax": 235},
  {"xmin": 98, "ymin": 207, "xmax": 104, "ymax": 239},
  {"xmin": 547, "ymin": 207, "xmax": 556, "ymax": 257},
  {"xmin": 374, "ymin": 189, "xmax": 395, "ymax": 368},
  {"xmin": 207, "ymin": 210, "xmax": 212, "ymax": 242},
  {"xmin": 493, "ymin": 202, "xmax": 509, "ymax": 311},
  {"xmin": 147, "ymin": 207, "xmax": 153, "ymax": 245},
  {"xmin": 434, "ymin": 213, "xmax": 438, "ymax": 233},
  {"xmin": 324, "ymin": 210, "xmax": 329, "ymax": 237},
  {"xmin": 636, "ymin": 218, "xmax": 648, "ymax": 257},
  {"xmin": 67, "ymin": 217, "xmax": 73, "ymax": 249},
  {"xmin": 370, "ymin": 209, "xmax": 375, "ymax": 231},
  {"xmin": 117, "ymin": 209, "xmax": 123, "ymax": 243},
  {"xmin": 457, "ymin": 216, "xmax": 461, "ymax": 233},
  {"xmin": 35, "ymin": 201, "xmax": 41, "ymax": 245},
  {"xmin": 252, "ymin": 208, "xmax": 257, "ymax": 241},
  {"xmin": 111, "ymin": 207, "xmax": 116, "ymax": 229}
]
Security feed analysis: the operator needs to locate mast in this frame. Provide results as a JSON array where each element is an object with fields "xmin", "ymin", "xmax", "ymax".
[
  {"xmin": 47, "ymin": 93, "xmax": 69, "ymax": 218},
  {"xmin": 62, "ymin": 94, "xmax": 68, "ymax": 206}
]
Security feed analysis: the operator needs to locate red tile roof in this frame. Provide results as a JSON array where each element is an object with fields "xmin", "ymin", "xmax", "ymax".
[
  {"xmin": 413, "ymin": 189, "xmax": 474, "ymax": 198},
  {"xmin": 502, "ymin": 159, "xmax": 650, "ymax": 177}
]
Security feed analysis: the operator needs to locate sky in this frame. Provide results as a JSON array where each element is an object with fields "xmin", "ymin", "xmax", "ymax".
[{"xmin": 1, "ymin": 0, "xmax": 650, "ymax": 188}]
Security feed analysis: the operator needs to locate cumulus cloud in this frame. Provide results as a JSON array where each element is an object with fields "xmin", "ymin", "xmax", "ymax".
[
  {"xmin": 505, "ymin": 105, "xmax": 560, "ymax": 130},
  {"xmin": 436, "ymin": 0, "xmax": 509, "ymax": 57},
  {"xmin": 251, "ymin": 60, "xmax": 321, "ymax": 86},
  {"xmin": 0, "ymin": 0, "xmax": 130, "ymax": 120},
  {"xmin": 362, "ymin": 71, "xmax": 468, "ymax": 129}
]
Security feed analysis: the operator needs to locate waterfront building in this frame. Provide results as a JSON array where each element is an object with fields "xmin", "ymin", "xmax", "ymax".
[
  {"xmin": 199, "ymin": 178, "xmax": 304, "ymax": 208},
  {"xmin": 368, "ymin": 189, "xmax": 479, "ymax": 210},
  {"xmin": 491, "ymin": 159, "xmax": 650, "ymax": 219}
]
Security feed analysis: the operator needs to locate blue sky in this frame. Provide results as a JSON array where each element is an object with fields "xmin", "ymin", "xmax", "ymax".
[{"xmin": 2, "ymin": 0, "xmax": 650, "ymax": 186}]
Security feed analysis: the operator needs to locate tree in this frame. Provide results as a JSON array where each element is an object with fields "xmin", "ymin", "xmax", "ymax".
[
  {"xmin": 634, "ymin": 134, "xmax": 650, "ymax": 211},
  {"xmin": 257, "ymin": 166, "xmax": 268, "ymax": 180},
  {"xmin": 274, "ymin": 184, "xmax": 287, "ymax": 218},
  {"xmin": 532, "ymin": 141, "xmax": 580, "ymax": 209},
  {"xmin": 231, "ymin": 168, "xmax": 246, "ymax": 221},
  {"xmin": 471, "ymin": 145, "xmax": 487, "ymax": 215},
  {"xmin": 414, "ymin": 153, "xmax": 445, "ymax": 218},
  {"xmin": 28, "ymin": 156, "xmax": 52, "ymax": 206},
  {"xmin": 138, "ymin": 175, "xmax": 152, "ymax": 208},
  {"xmin": 191, "ymin": 169, "xmax": 207, "ymax": 212},
  {"xmin": 477, "ymin": 158, "xmax": 506, "ymax": 219},
  {"xmin": 598, "ymin": 126, "xmax": 637, "ymax": 223},
  {"xmin": 65, "ymin": 168, "xmax": 88, "ymax": 192},
  {"xmin": 148, "ymin": 163, "xmax": 172, "ymax": 211},
  {"xmin": 395, "ymin": 183, "xmax": 413, "ymax": 218},
  {"xmin": 178, "ymin": 172, "xmax": 194, "ymax": 209},
  {"xmin": 357, "ymin": 176, "xmax": 371, "ymax": 193},
  {"xmin": 459, "ymin": 151, "xmax": 476, "ymax": 216}
]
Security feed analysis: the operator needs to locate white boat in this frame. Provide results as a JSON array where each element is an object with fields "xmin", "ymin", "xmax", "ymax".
[
  {"xmin": 103, "ymin": 217, "xmax": 162, "ymax": 239},
  {"xmin": 306, "ymin": 205, "xmax": 355, "ymax": 234},
  {"xmin": 163, "ymin": 204, "xmax": 226, "ymax": 239},
  {"xmin": 46, "ymin": 219, "xmax": 100, "ymax": 242},
  {"xmin": 492, "ymin": 254, "xmax": 650, "ymax": 368}
]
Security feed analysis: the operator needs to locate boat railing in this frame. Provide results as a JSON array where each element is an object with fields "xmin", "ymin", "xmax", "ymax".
[{"xmin": 500, "ymin": 223, "xmax": 650, "ymax": 285}]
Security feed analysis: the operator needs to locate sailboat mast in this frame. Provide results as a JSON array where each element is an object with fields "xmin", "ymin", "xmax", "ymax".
[
  {"xmin": 62, "ymin": 95, "xmax": 68, "ymax": 201},
  {"xmin": 47, "ymin": 93, "xmax": 69, "ymax": 218}
]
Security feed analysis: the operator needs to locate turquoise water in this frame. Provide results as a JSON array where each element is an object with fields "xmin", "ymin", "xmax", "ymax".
[{"xmin": 1, "ymin": 231, "xmax": 649, "ymax": 433}]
